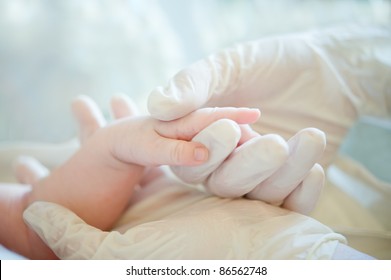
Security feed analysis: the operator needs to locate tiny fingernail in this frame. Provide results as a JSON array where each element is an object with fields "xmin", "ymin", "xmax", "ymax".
[{"xmin": 194, "ymin": 147, "xmax": 208, "ymax": 162}]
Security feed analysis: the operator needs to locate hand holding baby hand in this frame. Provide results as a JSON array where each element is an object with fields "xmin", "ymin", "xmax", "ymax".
[{"xmin": 105, "ymin": 106, "xmax": 260, "ymax": 167}]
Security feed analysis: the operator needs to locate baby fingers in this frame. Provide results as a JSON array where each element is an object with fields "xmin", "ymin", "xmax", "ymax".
[
  {"xmin": 72, "ymin": 95, "xmax": 106, "ymax": 144},
  {"xmin": 110, "ymin": 94, "xmax": 139, "ymax": 119},
  {"xmin": 13, "ymin": 156, "xmax": 49, "ymax": 185}
]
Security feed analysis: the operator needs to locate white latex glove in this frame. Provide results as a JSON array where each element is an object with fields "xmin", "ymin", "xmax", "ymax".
[
  {"xmin": 23, "ymin": 180, "xmax": 347, "ymax": 260},
  {"xmin": 148, "ymin": 25, "xmax": 390, "ymax": 211}
]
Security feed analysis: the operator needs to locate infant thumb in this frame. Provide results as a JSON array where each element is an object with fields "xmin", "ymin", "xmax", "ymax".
[
  {"xmin": 151, "ymin": 139, "xmax": 209, "ymax": 166},
  {"xmin": 23, "ymin": 202, "xmax": 109, "ymax": 259}
]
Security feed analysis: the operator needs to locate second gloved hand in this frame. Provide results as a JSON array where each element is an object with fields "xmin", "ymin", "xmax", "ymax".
[{"xmin": 23, "ymin": 181, "xmax": 346, "ymax": 260}]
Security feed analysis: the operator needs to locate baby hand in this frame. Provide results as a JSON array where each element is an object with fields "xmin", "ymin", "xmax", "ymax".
[
  {"xmin": 104, "ymin": 107, "xmax": 261, "ymax": 167},
  {"xmin": 27, "ymin": 98, "xmax": 260, "ymax": 231}
]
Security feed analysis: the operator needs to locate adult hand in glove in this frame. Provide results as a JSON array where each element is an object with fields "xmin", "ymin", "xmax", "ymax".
[
  {"xmin": 23, "ymin": 187, "xmax": 348, "ymax": 260},
  {"xmin": 148, "ymin": 25, "xmax": 390, "ymax": 211}
]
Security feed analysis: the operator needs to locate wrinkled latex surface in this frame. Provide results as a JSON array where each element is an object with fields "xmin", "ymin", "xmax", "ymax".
[{"xmin": 24, "ymin": 178, "xmax": 346, "ymax": 259}]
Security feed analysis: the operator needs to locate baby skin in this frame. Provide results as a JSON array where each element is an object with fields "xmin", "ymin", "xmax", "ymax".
[{"xmin": 0, "ymin": 95, "xmax": 260, "ymax": 259}]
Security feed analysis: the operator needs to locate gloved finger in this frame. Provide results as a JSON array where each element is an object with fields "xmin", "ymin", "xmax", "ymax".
[
  {"xmin": 171, "ymin": 119, "xmax": 241, "ymax": 183},
  {"xmin": 246, "ymin": 128, "xmax": 326, "ymax": 204},
  {"xmin": 23, "ymin": 201, "xmax": 110, "ymax": 259},
  {"xmin": 71, "ymin": 95, "xmax": 106, "ymax": 144},
  {"xmin": 155, "ymin": 107, "xmax": 260, "ymax": 141},
  {"xmin": 110, "ymin": 93, "xmax": 139, "ymax": 119},
  {"xmin": 282, "ymin": 163, "xmax": 324, "ymax": 215},
  {"xmin": 206, "ymin": 134, "xmax": 289, "ymax": 197},
  {"xmin": 13, "ymin": 156, "xmax": 49, "ymax": 184}
]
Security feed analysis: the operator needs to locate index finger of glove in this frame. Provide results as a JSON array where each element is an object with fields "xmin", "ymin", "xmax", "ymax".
[{"xmin": 205, "ymin": 134, "xmax": 289, "ymax": 197}]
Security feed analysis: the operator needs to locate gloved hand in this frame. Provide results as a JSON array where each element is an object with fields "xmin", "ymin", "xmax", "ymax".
[
  {"xmin": 148, "ymin": 25, "xmax": 390, "ymax": 211},
  {"xmin": 14, "ymin": 155, "xmax": 349, "ymax": 260},
  {"xmin": 22, "ymin": 185, "xmax": 347, "ymax": 260}
]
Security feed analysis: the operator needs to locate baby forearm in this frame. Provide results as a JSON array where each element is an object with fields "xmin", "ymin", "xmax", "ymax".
[
  {"xmin": 28, "ymin": 147, "xmax": 144, "ymax": 230},
  {"xmin": 0, "ymin": 138, "xmax": 142, "ymax": 259}
]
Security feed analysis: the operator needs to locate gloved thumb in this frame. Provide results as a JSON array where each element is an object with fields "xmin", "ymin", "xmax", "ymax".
[
  {"xmin": 148, "ymin": 60, "xmax": 212, "ymax": 121},
  {"xmin": 171, "ymin": 119, "xmax": 242, "ymax": 183},
  {"xmin": 23, "ymin": 202, "xmax": 108, "ymax": 259},
  {"xmin": 147, "ymin": 43, "xmax": 265, "ymax": 121}
]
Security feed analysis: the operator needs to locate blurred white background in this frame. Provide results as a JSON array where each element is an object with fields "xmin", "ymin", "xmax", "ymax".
[{"xmin": 1, "ymin": 0, "xmax": 389, "ymax": 143}]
